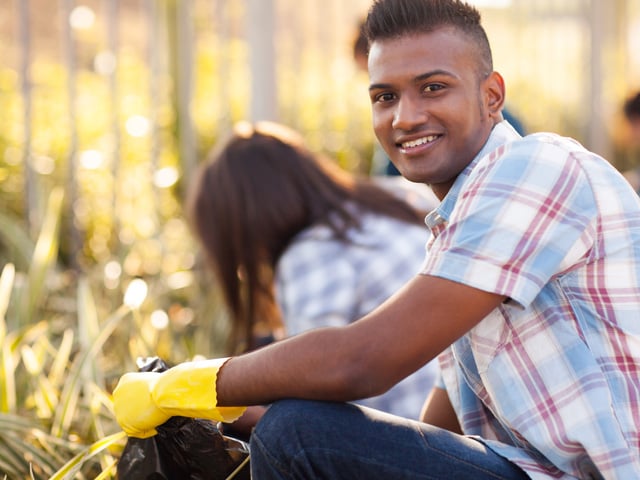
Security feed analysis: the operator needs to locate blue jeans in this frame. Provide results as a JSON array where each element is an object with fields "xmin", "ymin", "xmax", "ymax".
[{"xmin": 250, "ymin": 399, "xmax": 530, "ymax": 479}]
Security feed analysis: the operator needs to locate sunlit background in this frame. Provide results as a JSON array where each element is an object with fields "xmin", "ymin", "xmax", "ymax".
[
  {"xmin": 0, "ymin": 0, "xmax": 638, "ymax": 375},
  {"xmin": 0, "ymin": 1, "xmax": 639, "ymax": 478},
  {"xmin": 0, "ymin": 0, "xmax": 639, "ymax": 385},
  {"xmin": 1, "ymin": 0, "xmax": 639, "ymax": 273}
]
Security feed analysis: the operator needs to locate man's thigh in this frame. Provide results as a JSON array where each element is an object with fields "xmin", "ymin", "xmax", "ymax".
[{"xmin": 250, "ymin": 399, "xmax": 529, "ymax": 480}]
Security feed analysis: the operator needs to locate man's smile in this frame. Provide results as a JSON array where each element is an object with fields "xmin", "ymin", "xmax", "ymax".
[{"xmin": 398, "ymin": 134, "xmax": 442, "ymax": 153}]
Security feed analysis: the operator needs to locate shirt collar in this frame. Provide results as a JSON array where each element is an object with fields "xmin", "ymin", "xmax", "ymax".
[{"xmin": 425, "ymin": 120, "xmax": 522, "ymax": 229}]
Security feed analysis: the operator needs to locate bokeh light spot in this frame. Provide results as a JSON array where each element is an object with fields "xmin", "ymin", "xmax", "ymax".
[
  {"xmin": 124, "ymin": 278, "xmax": 148, "ymax": 308},
  {"xmin": 125, "ymin": 115, "xmax": 151, "ymax": 137},
  {"xmin": 94, "ymin": 51, "xmax": 117, "ymax": 75},
  {"xmin": 80, "ymin": 150, "xmax": 105, "ymax": 170},
  {"xmin": 69, "ymin": 6, "xmax": 96, "ymax": 30},
  {"xmin": 153, "ymin": 166, "xmax": 179, "ymax": 188},
  {"xmin": 150, "ymin": 309, "xmax": 169, "ymax": 330}
]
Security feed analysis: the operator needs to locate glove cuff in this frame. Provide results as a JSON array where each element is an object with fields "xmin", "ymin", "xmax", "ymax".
[{"xmin": 152, "ymin": 357, "xmax": 246, "ymax": 423}]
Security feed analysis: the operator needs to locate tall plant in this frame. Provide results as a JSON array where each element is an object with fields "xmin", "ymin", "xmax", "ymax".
[{"xmin": 0, "ymin": 187, "xmax": 127, "ymax": 479}]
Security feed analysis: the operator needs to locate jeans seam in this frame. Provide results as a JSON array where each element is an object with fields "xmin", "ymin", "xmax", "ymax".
[{"xmin": 415, "ymin": 426, "xmax": 528, "ymax": 480}]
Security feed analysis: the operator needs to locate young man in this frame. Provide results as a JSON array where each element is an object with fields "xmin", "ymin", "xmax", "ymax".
[{"xmin": 114, "ymin": 0, "xmax": 640, "ymax": 478}]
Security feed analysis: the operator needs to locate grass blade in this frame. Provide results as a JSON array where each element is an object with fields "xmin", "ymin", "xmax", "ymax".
[
  {"xmin": 0, "ymin": 211, "xmax": 34, "ymax": 271},
  {"xmin": 48, "ymin": 431, "xmax": 126, "ymax": 480},
  {"xmin": 52, "ymin": 303, "xmax": 130, "ymax": 437},
  {"xmin": 0, "ymin": 263, "xmax": 16, "ymax": 413},
  {"xmin": 19, "ymin": 187, "xmax": 64, "ymax": 326}
]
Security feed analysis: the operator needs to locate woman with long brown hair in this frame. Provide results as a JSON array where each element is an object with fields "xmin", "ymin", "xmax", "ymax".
[{"xmin": 187, "ymin": 121, "xmax": 438, "ymax": 419}]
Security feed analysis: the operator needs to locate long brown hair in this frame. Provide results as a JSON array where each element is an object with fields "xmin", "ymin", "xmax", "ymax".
[{"xmin": 187, "ymin": 122, "xmax": 426, "ymax": 354}]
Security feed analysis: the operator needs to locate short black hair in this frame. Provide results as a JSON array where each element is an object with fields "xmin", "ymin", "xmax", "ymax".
[
  {"xmin": 364, "ymin": 0, "xmax": 493, "ymax": 77},
  {"xmin": 624, "ymin": 92, "xmax": 640, "ymax": 120}
]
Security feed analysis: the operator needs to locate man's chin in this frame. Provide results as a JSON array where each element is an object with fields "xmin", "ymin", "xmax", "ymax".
[{"xmin": 401, "ymin": 170, "xmax": 431, "ymax": 184}]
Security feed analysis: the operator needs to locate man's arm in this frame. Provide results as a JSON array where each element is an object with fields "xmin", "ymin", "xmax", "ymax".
[
  {"xmin": 420, "ymin": 386, "xmax": 462, "ymax": 434},
  {"xmin": 217, "ymin": 274, "xmax": 506, "ymax": 407}
]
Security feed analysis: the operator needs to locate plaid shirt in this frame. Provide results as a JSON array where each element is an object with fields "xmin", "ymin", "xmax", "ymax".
[
  {"xmin": 422, "ymin": 122, "xmax": 640, "ymax": 479},
  {"xmin": 275, "ymin": 185, "xmax": 439, "ymax": 419}
]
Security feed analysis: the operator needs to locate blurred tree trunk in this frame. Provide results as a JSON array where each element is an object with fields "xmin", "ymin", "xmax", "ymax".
[
  {"xmin": 104, "ymin": 0, "xmax": 122, "ymax": 256},
  {"xmin": 587, "ymin": 0, "xmax": 619, "ymax": 160},
  {"xmin": 167, "ymin": 0, "xmax": 196, "ymax": 200},
  {"xmin": 247, "ymin": 0, "xmax": 277, "ymax": 122},
  {"xmin": 18, "ymin": 0, "xmax": 36, "ymax": 236},
  {"xmin": 61, "ymin": 0, "xmax": 81, "ymax": 270}
]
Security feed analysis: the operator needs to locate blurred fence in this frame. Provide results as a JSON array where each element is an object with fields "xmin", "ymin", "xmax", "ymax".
[{"xmin": 1, "ymin": 0, "xmax": 639, "ymax": 273}]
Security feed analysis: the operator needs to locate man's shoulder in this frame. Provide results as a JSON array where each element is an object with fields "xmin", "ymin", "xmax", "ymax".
[
  {"xmin": 519, "ymin": 131, "xmax": 587, "ymax": 151},
  {"xmin": 484, "ymin": 131, "xmax": 591, "ymax": 168}
]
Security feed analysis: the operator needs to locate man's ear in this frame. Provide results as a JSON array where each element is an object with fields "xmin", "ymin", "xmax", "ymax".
[{"xmin": 484, "ymin": 71, "xmax": 505, "ymax": 119}]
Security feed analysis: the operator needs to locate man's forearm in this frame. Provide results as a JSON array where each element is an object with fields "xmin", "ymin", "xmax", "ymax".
[
  {"xmin": 216, "ymin": 325, "xmax": 370, "ymax": 406},
  {"xmin": 216, "ymin": 275, "xmax": 505, "ymax": 408}
]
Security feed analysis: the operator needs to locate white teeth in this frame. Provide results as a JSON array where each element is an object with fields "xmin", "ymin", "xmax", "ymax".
[{"xmin": 402, "ymin": 135, "xmax": 438, "ymax": 149}]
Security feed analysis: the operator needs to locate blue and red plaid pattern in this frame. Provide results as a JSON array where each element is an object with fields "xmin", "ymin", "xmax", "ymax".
[{"xmin": 423, "ymin": 122, "xmax": 640, "ymax": 479}]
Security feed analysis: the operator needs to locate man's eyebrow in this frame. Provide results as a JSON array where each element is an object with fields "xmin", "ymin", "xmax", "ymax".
[
  {"xmin": 415, "ymin": 69, "xmax": 457, "ymax": 82},
  {"xmin": 369, "ymin": 69, "xmax": 457, "ymax": 92},
  {"xmin": 368, "ymin": 82, "xmax": 392, "ymax": 92}
]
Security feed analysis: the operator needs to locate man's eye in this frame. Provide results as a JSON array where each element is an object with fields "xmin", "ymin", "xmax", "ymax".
[
  {"xmin": 423, "ymin": 84, "xmax": 444, "ymax": 93},
  {"xmin": 374, "ymin": 92, "xmax": 395, "ymax": 103}
]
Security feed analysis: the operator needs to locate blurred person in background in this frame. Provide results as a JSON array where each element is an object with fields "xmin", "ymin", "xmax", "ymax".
[
  {"xmin": 624, "ymin": 91, "xmax": 640, "ymax": 139},
  {"xmin": 621, "ymin": 91, "xmax": 640, "ymax": 193},
  {"xmin": 186, "ymin": 121, "xmax": 439, "ymax": 429}
]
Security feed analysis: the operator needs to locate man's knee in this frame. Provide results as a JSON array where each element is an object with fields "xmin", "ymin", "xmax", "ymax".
[
  {"xmin": 250, "ymin": 399, "xmax": 323, "ymax": 477},
  {"xmin": 253, "ymin": 399, "xmax": 318, "ymax": 442},
  {"xmin": 252, "ymin": 399, "xmax": 353, "ymax": 455}
]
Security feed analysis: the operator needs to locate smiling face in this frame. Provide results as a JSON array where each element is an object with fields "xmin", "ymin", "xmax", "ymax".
[{"xmin": 368, "ymin": 27, "xmax": 505, "ymax": 199}]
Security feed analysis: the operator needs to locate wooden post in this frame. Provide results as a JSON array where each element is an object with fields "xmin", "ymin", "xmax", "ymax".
[{"xmin": 247, "ymin": 0, "xmax": 278, "ymax": 122}]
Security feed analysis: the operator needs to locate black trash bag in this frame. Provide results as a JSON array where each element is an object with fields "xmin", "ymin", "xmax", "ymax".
[{"xmin": 116, "ymin": 357, "xmax": 251, "ymax": 480}]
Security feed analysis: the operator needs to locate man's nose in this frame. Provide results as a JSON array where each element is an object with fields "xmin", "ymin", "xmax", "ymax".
[{"xmin": 392, "ymin": 96, "xmax": 428, "ymax": 130}]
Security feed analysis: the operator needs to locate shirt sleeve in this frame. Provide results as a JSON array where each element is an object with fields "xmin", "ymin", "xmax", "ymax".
[
  {"xmin": 275, "ymin": 237, "xmax": 358, "ymax": 335},
  {"xmin": 422, "ymin": 137, "xmax": 597, "ymax": 308}
]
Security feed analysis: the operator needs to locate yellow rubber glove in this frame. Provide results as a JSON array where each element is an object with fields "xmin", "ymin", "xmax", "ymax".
[
  {"xmin": 113, "ymin": 371, "xmax": 170, "ymax": 438},
  {"xmin": 113, "ymin": 357, "xmax": 247, "ymax": 438}
]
